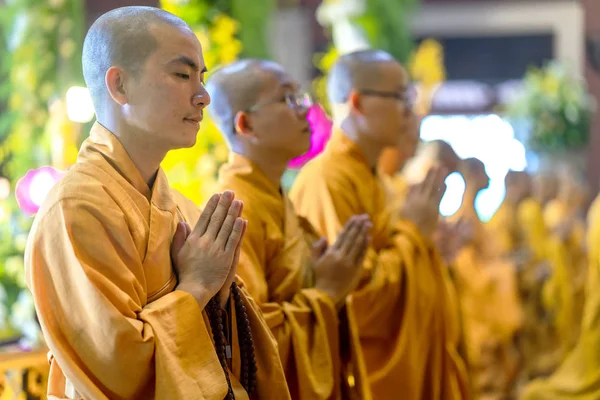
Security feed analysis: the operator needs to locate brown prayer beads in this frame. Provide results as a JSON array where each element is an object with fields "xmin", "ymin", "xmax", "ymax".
[{"xmin": 205, "ymin": 282, "xmax": 257, "ymax": 400}]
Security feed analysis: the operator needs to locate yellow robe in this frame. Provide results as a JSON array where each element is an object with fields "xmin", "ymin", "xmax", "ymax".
[
  {"xmin": 380, "ymin": 173, "xmax": 409, "ymax": 216},
  {"xmin": 24, "ymin": 123, "xmax": 290, "ymax": 400},
  {"xmin": 213, "ymin": 153, "xmax": 370, "ymax": 400},
  {"xmin": 290, "ymin": 129, "xmax": 470, "ymax": 400},
  {"xmin": 486, "ymin": 201, "xmax": 520, "ymax": 257},
  {"xmin": 449, "ymin": 205, "xmax": 523, "ymax": 395},
  {"xmin": 517, "ymin": 198, "xmax": 549, "ymax": 263},
  {"xmin": 521, "ymin": 195, "xmax": 600, "ymax": 399}
]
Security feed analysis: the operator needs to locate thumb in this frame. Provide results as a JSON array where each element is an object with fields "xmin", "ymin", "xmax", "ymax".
[
  {"xmin": 171, "ymin": 222, "xmax": 189, "ymax": 261},
  {"xmin": 311, "ymin": 237, "xmax": 328, "ymax": 260}
]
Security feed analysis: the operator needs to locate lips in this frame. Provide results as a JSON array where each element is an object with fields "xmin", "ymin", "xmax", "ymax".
[{"xmin": 184, "ymin": 115, "xmax": 203, "ymax": 124}]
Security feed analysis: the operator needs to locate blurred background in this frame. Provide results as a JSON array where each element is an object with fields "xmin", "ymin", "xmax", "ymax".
[{"xmin": 0, "ymin": 0, "xmax": 597, "ymax": 397}]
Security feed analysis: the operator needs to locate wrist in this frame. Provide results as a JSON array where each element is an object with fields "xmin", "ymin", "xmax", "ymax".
[
  {"xmin": 314, "ymin": 282, "xmax": 342, "ymax": 305},
  {"xmin": 176, "ymin": 282, "xmax": 212, "ymax": 310}
]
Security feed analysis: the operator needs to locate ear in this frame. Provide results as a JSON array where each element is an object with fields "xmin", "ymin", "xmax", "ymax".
[
  {"xmin": 234, "ymin": 112, "xmax": 258, "ymax": 140},
  {"xmin": 348, "ymin": 89, "xmax": 362, "ymax": 115},
  {"xmin": 105, "ymin": 66, "xmax": 128, "ymax": 105}
]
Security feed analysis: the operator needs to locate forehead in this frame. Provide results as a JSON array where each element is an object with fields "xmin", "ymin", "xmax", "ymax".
[
  {"xmin": 258, "ymin": 68, "xmax": 298, "ymax": 97},
  {"xmin": 375, "ymin": 61, "xmax": 408, "ymax": 88},
  {"xmin": 151, "ymin": 24, "xmax": 204, "ymax": 66}
]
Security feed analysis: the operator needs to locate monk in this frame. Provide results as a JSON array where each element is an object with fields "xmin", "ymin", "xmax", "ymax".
[
  {"xmin": 290, "ymin": 49, "xmax": 470, "ymax": 400},
  {"xmin": 449, "ymin": 158, "xmax": 523, "ymax": 398},
  {"xmin": 487, "ymin": 171, "xmax": 530, "ymax": 257},
  {"xmin": 24, "ymin": 8, "xmax": 289, "ymax": 400},
  {"xmin": 520, "ymin": 192, "xmax": 600, "ymax": 400},
  {"xmin": 541, "ymin": 173, "xmax": 589, "ymax": 356},
  {"xmin": 204, "ymin": 59, "xmax": 372, "ymax": 399}
]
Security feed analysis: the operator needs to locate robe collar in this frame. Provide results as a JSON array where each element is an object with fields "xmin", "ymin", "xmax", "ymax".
[
  {"xmin": 219, "ymin": 152, "xmax": 282, "ymax": 198},
  {"xmin": 77, "ymin": 122, "xmax": 175, "ymax": 210},
  {"xmin": 326, "ymin": 127, "xmax": 377, "ymax": 175}
]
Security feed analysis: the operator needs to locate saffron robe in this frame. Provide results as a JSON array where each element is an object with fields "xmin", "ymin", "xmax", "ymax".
[
  {"xmin": 290, "ymin": 129, "xmax": 470, "ymax": 400},
  {"xmin": 24, "ymin": 122, "xmax": 290, "ymax": 400},
  {"xmin": 213, "ymin": 153, "xmax": 371, "ymax": 400},
  {"xmin": 521, "ymin": 195, "xmax": 600, "ymax": 400}
]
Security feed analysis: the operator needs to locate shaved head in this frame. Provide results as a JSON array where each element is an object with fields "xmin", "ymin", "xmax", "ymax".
[
  {"xmin": 206, "ymin": 59, "xmax": 287, "ymax": 143},
  {"xmin": 83, "ymin": 6, "xmax": 190, "ymax": 116},
  {"xmin": 327, "ymin": 49, "xmax": 398, "ymax": 104},
  {"xmin": 461, "ymin": 157, "xmax": 485, "ymax": 176}
]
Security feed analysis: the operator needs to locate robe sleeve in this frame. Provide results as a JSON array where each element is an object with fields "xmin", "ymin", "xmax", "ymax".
[
  {"xmin": 236, "ymin": 205, "xmax": 342, "ymax": 400},
  {"xmin": 25, "ymin": 197, "xmax": 228, "ymax": 400}
]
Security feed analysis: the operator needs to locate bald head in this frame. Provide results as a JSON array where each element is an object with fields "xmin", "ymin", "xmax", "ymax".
[
  {"xmin": 206, "ymin": 59, "xmax": 287, "ymax": 143},
  {"xmin": 461, "ymin": 157, "xmax": 489, "ymax": 192},
  {"xmin": 327, "ymin": 49, "xmax": 398, "ymax": 104},
  {"xmin": 83, "ymin": 6, "xmax": 190, "ymax": 116}
]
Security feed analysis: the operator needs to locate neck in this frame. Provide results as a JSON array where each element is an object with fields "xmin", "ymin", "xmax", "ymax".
[
  {"xmin": 99, "ymin": 116, "xmax": 167, "ymax": 187},
  {"xmin": 339, "ymin": 118, "xmax": 382, "ymax": 169},
  {"xmin": 239, "ymin": 148, "xmax": 288, "ymax": 189}
]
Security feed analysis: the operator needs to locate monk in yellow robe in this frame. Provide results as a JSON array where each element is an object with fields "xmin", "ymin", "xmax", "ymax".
[
  {"xmin": 450, "ymin": 158, "xmax": 523, "ymax": 398},
  {"xmin": 378, "ymin": 114, "xmax": 421, "ymax": 211},
  {"xmin": 203, "ymin": 59, "xmax": 372, "ymax": 400},
  {"xmin": 541, "ymin": 174, "xmax": 589, "ymax": 356},
  {"xmin": 487, "ymin": 171, "xmax": 530, "ymax": 257},
  {"xmin": 24, "ymin": 8, "xmax": 289, "ymax": 399},
  {"xmin": 290, "ymin": 49, "xmax": 470, "ymax": 400},
  {"xmin": 520, "ymin": 194, "xmax": 600, "ymax": 400}
]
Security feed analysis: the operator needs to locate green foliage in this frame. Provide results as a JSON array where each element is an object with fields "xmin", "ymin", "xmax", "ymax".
[
  {"xmin": 230, "ymin": 0, "xmax": 275, "ymax": 58},
  {"xmin": 0, "ymin": 0, "xmax": 84, "ymax": 339},
  {"xmin": 357, "ymin": 0, "xmax": 419, "ymax": 63},
  {"xmin": 506, "ymin": 62, "xmax": 594, "ymax": 153}
]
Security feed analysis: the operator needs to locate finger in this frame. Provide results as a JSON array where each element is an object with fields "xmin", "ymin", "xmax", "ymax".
[
  {"xmin": 217, "ymin": 199, "xmax": 243, "ymax": 246},
  {"xmin": 192, "ymin": 193, "xmax": 221, "ymax": 237},
  {"xmin": 205, "ymin": 190, "xmax": 235, "ymax": 239},
  {"xmin": 311, "ymin": 237, "xmax": 328, "ymax": 260},
  {"xmin": 349, "ymin": 223, "xmax": 370, "ymax": 262},
  {"xmin": 171, "ymin": 222, "xmax": 188, "ymax": 262},
  {"xmin": 354, "ymin": 231, "xmax": 370, "ymax": 265},
  {"xmin": 183, "ymin": 222, "xmax": 192, "ymax": 238},
  {"xmin": 333, "ymin": 216, "xmax": 358, "ymax": 250},
  {"xmin": 229, "ymin": 219, "xmax": 247, "ymax": 280},
  {"xmin": 225, "ymin": 217, "xmax": 245, "ymax": 252},
  {"xmin": 422, "ymin": 167, "xmax": 438, "ymax": 194},
  {"xmin": 339, "ymin": 219, "xmax": 364, "ymax": 254}
]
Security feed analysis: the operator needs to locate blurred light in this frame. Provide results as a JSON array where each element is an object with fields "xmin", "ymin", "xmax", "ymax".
[
  {"xmin": 15, "ymin": 166, "xmax": 65, "ymax": 216},
  {"xmin": 420, "ymin": 114, "xmax": 527, "ymax": 221},
  {"xmin": 0, "ymin": 177, "xmax": 10, "ymax": 200},
  {"xmin": 66, "ymin": 86, "xmax": 95, "ymax": 123},
  {"xmin": 440, "ymin": 172, "xmax": 466, "ymax": 217}
]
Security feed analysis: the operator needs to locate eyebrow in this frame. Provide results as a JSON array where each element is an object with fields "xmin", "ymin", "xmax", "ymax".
[{"xmin": 169, "ymin": 56, "xmax": 208, "ymax": 73}]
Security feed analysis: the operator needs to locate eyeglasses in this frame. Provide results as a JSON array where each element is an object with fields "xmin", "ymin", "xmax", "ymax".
[
  {"xmin": 246, "ymin": 91, "xmax": 313, "ymax": 113},
  {"xmin": 358, "ymin": 89, "xmax": 412, "ymax": 107}
]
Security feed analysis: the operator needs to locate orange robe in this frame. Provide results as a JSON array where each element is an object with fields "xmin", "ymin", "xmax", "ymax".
[
  {"xmin": 214, "ymin": 153, "xmax": 370, "ymax": 400},
  {"xmin": 290, "ymin": 128, "xmax": 470, "ymax": 400},
  {"xmin": 486, "ymin": 201, "xmax": 520, "ymax": 257},
  {"xmin": 521, "ymin": 195, "xmax": 600, "ymax": 399},
  {"xmin": 449, "ymin": 205, "xmax": 523, "ymax": 395},
  {"xmin": 24, "ymin": 123, "xmax": 290, "ymax": 400}
]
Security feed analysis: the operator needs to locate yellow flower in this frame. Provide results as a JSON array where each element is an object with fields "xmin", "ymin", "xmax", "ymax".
[
  {"xmin": 409, "ymin": 39, "xmax": 446, "ymax": 87},
  {"xmin": 219, "ymin": 40, "xmax": 243, "ymax": 64},
  {"xmin": 212, "ymin": 14, "xmax": 239, "ymax": 41},
  {"xmin": 195, "ymin": 29, "xmax": 211, "ymax": 50},
  {"xmin": 318, "ymin": 46, "xmax": 339, "ymax": 72}
]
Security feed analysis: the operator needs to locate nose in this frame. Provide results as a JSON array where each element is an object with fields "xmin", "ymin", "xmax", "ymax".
[{"xmin": 193, "ymin": 86, "xmax": 211, "ymax": 108}]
